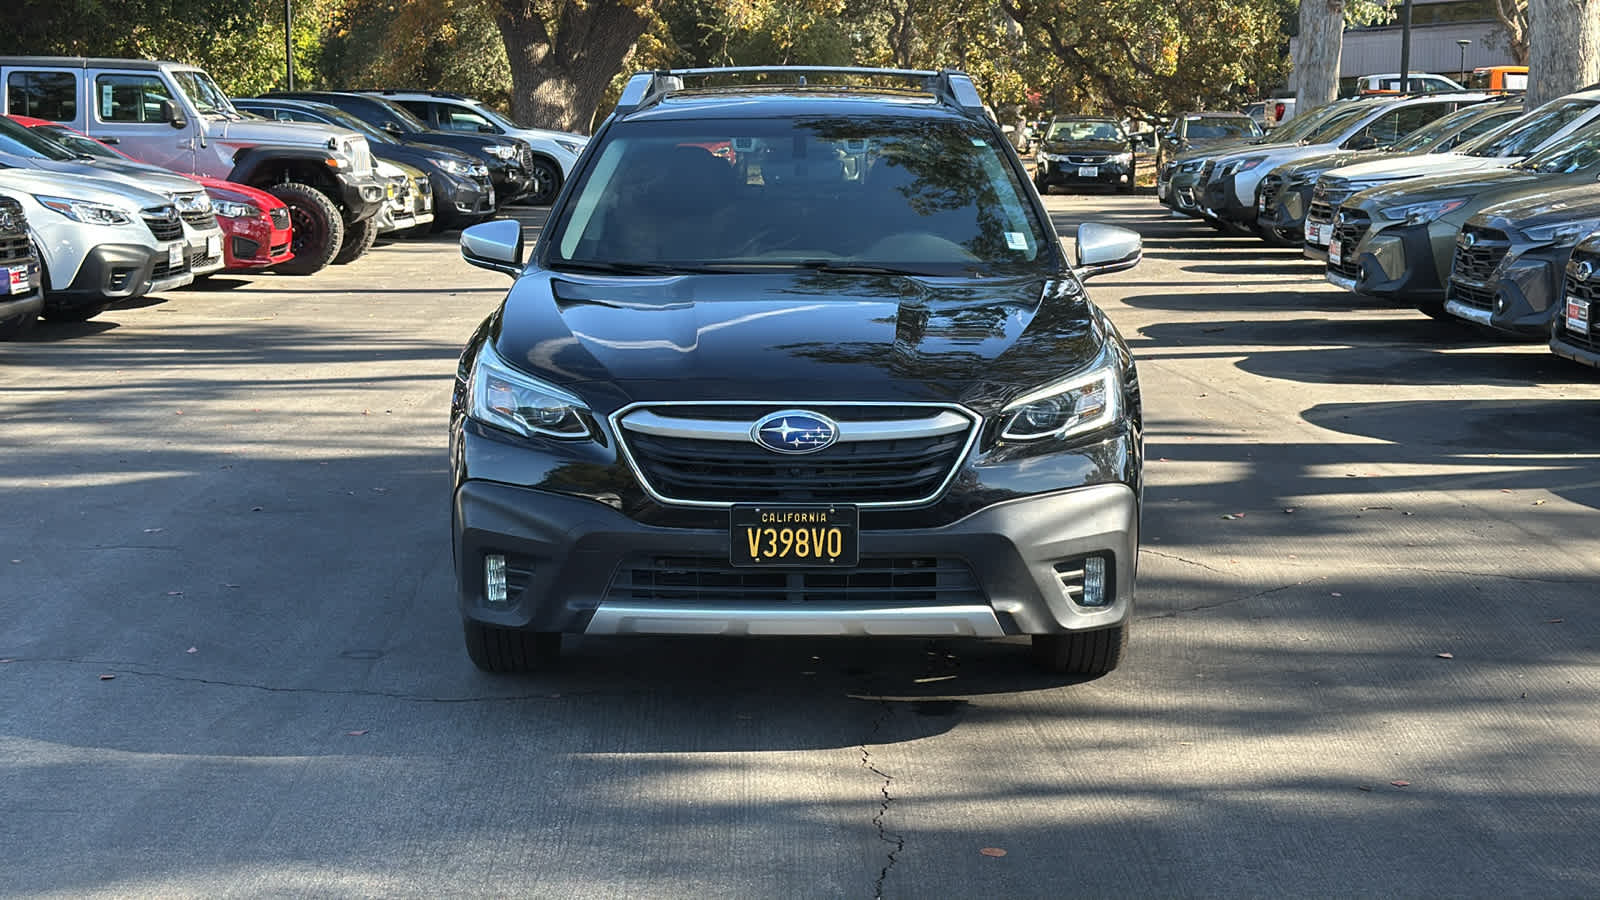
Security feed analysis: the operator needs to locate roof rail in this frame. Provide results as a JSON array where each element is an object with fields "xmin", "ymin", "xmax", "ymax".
[
  {"xmin": 361, "ymin": 89, "xmax": 470, "ymax": 100},
  {"xmin": 611, "ymin": 66, "xmax": 987, "ymax": 118}
]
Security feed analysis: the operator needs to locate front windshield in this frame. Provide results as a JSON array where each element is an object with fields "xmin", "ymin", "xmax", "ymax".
[
  {"xmin": 171, "ymin": 70, "xmax": 236, "ymax": 117},
  {"xmin": 1047, "ymin": 119, "xmax": 1127, "ymax": 142},
  {"xmin": 548, "ymin": 116, "xmax": 1052, "ymax": 276},
  {"xmin": 1462, "ymin": 99, "xmax": 1597, "ymax": 157},
  {"xmin": 35, "ymin": 126, "xmax": 120, "ymax": 160},
  {"xmin": 308, "ymin": 106, "xmax": 396, "ymax": 144},
  {"xmin": 1519, "ymin": 121, "xmax": 1600, "ymax": 173},
  {"xmin": 0, "ymin": 116, "xmax": 74, "ymax": 160},
  {"xmin": 1186, "ymin": 117, "xmax": 1260, "ymax": 139},
  {"xmin": 1301, "ymin": 107, "xmax": 1372, "ymax": 144},
  {"xmin": 1389, "ymin": 105, "xmax": 1489, "ymax": 152},
  {"xmin": 1268, "ymin": 101, "xmax": 1358, "ymax": 143}
]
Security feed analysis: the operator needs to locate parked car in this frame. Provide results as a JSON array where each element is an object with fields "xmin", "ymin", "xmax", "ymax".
[
  {"xmin": 1325, "ymin": 120, "xmax": 1600, "ymax": 318},
  {"xmin": 358, "ymin": 90, "xmax": 586, "ymax": 206},
  {"xmin": 0, "ymin": 167, "xmax": 193, "ymax": 322},
  {"xmin": 1345, "ymin": 73, "xmax": 1465, "ymax": 95},
  {"xmin": 1305, "ymin": 90, "xmax": 1600, "ymax": 259},
  {"xmin": 0, "ymin": 57, "xmax": 386, "ymax": 275},
  {"xmin": 1034, "ymin": 116, "xmax": 1139, "ymax": 193},
  {"xmin": 9, "ymin": 116, "xmax": 292, "ymax": 273},
  {"xmin": 232, "ymin": 97, "xmax": 495, "ymax": 232},
  {"xmin": 261, "ymin": 91, "xmax": 535, "ymax": 205},
  {"xmin": 1199, "ymin": 92, "xmax": 1488, "ymax": 235},
  {"xmin": 1256, "ymin": 98, "xmax": 1521, "ymax": 247},
  {"xmin": 0, "ymin": 191, "xmax": 42, "ymax": 338},
  {"xmin": 1244, "ymin": 101, "xmax": 1270, "ymax": 130},
  {"xmin": 1549, "ymin": 233, "xmax": 1600, "ymax": 367},
  {"xmin": 370, "ymin": 159, "xmax": 434, "ymax": 241},
  {"xmin": 1469, "ymin": 66, "xmax": 1529, "ymax": 93},
  {"xmin": 448, "ymin": 66, "xmax": 1144, "ymax": 675},
  {"xmin": 1155, "ymin": 112, "xmax": 1262, "ymax": 171},
  {"xmin": 1442, "ymin": 183, "xmax": 1600, "ymax": 336}
]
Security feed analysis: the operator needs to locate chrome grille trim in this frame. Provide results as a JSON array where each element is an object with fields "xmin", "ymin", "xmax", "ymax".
[
  {"xmin": 619, "ymin": 408, "xmax": 971, "ymax": 443},
  {"xmin": 610, "ymin": 400, "xmax": 982, "ymax": 510}
]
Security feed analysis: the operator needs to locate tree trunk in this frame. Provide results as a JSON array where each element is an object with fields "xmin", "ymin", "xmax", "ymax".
[
  {"xmin": 1294, "ymin": 0, "xmax": 1346, "ymax": 116},
  {"xmin": 1526, "ymin": 0, "xmax": 1600, "ymax": 106},
  {"xmin": 494, "ymin": 0, "xmax": 657, "ymax": 134}
]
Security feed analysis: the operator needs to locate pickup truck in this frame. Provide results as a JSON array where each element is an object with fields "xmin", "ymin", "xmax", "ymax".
[{"xmin": 0, "ymin": 57, "xmax": 386, "ymax": 274}]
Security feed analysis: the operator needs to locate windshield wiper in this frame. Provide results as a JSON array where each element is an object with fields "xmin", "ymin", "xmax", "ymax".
[{"xmin": 549, "ymin": 260, "xmax": 712, "ymax": 276}]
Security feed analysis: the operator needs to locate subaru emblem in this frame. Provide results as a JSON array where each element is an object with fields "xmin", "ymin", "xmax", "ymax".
[
  {"xmin": 1577, "ymin": 261, "xmax": 1594, "ymax": 282},
  {"xmin": 751, "ymin": 410, "xmax": 839, "ymax": 455}
]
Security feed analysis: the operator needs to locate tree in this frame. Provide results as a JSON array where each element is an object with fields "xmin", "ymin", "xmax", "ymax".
[
  {"xmin": 1290, "ymin": 0, "xmax": 1393, "ymax": 117},
  {"xmin": 1489, "ymin": 0, "xmax": 1529, "ymax": 66},
  {"xmin": 323, "ymin": 0, "xmax": 512, "ymax": 107},
  {"xmin": 1526, "ymin": 0, "xmax": 1600, "ymax": 105},
  {"xmin": 493, "ymin": 0, "xmax": 664, "ymax": 133}
]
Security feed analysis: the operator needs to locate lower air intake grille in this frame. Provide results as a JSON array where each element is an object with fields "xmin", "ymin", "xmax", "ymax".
[{"xmin": 605, "ymin": 556, "xmax": 984, "ymax": 607}]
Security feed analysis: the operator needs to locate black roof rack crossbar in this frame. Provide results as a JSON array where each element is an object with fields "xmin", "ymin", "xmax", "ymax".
[{"xmin": 611, "ymin": 66, "xmax": 987, "ymax": 118}]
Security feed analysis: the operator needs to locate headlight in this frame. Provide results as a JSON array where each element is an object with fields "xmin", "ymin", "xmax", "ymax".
[
  {"xmin": 484, "ymin": 144, "xmax": 516, "ymax": 159},
  {"xmin": 468, "ymin": 342, "xmax": 592, "ymax": 440},
  {"xmin": 1377, "ymin": 197, "xmax": 1469, "ymax": 224},
  {"xmin": 1520, "ymin": 219, "xmax": 1600, "ymax": 244},
  {"xmin": 470, "ymin": 163, "xmax": 490, "ymax": 178},
  {"xmin": 436, "ymin": 159, "xmax": 470, "ymax": 176},
  {"xmin": 34, "ymin": 195, "xmax": 136, "ymax": 226},
  {"xmin": 213, "ymin": 200, "xmax": 261, "ymax": 219},
  {"xmin": 1177, "ymin": 160, "xmax": 1204, "ymax": 174},
  {"xmin": 1231, "ymin": 156, "xmax": 1268, "ymax": 175},
  {"xmin": 1000, "ymin": 364, "xmax": 1120, "ymax": 441},
  {"xmin": 555, "ymin": 139, "xmax": 585, "ymax": 155},
  {"xmin": 1110, "ymin": 152, "xmax": 1132, "ymax": 165}
]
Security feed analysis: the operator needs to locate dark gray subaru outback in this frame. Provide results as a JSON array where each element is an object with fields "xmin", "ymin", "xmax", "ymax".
[{"xmin": 450, "ymin": 67, "xmax": 1145, "ymax": 676}]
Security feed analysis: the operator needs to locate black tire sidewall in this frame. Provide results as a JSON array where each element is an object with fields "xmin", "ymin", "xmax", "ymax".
[{"xmin": 267, "ymin": 183, "xmax": 345, "ymax": 276}]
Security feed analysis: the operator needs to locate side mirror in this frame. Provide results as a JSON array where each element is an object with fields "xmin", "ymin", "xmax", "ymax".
[
  {"xmin": 461, "ymin": 220, "xmax": 525, "ymax": 278},
  {"xmin": 1074, "ymin": 222, "xmax": 1142, "ymax": 280},
  {"xmin": 383, "ymin": 121, "xmax": 404, "ymax": 134},
  {"xmin": 160, "ymin": 99, "xmax": 187, "ymax": 130},
  {"xmin": 477, "ymin": 123, "xmax": 497, "ymax": 134}
]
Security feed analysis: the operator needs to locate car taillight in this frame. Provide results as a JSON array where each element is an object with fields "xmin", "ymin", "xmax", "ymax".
[{"xmin": 1275, "ymin": 102, "xmax": 1287, "ymax": 122}]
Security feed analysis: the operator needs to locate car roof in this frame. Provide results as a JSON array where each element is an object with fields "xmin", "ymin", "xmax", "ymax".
[
  {"xmin": 620, "ymin": 91, "xmax": 965, "ymax": 123},
  {"xmin": 610, "ymin": 67, "xmax": 990, "ymax": 125}
]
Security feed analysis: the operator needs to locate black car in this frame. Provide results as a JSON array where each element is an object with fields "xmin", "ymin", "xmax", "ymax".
[
  {"xmin": 1155, "ymin": 111, "xmax": 1263, "ymax": 171},
  {"xmin": 446, "ymin": 67, "xmax": 1145, "ymax": 676},
  {"xmin": 233, "ymin": 98, "xmax": 496, "ymax": 231},
  {"xmin": 1033, "ymin": 116, "xmax": 1138, "ymax": 194},
  {"xmin": 1551, "ymin": 232, "xmax": 1600, "ymax": 367},
  {"xmin": 259, "ymin": 91, "xmax": 535, "ymax": 204},
  {"xmin": 0, "ymin": 192, "xmax": 42, "ymax": 339}
]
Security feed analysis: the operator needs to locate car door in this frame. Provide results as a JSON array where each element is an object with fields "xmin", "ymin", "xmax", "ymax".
[{"xmin": 86, "ymin": 68, "xmax": 196, "ymax": 173}]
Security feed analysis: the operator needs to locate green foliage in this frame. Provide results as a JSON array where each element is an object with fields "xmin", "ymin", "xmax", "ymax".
[{"xmin": 321, "ymin": 0, "xmax": 511, "ymax": 106}]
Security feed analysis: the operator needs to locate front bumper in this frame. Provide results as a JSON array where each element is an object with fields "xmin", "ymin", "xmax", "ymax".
[
  {"xmin": 52, "ymin": 243, "xmax": 186, "ymax": 309},
  {"xmin": 488, "ymin": 163, "xmax": 533, "ymax": 202},
  {"xmin": 1338, "ymin": 221, "xmax": 1448, "ymax": 303},
  {"xmin": 453, "ymin": 479, "xmax": 1138, "ymax": 638},
  {"xmin": 1036, "ymin": 158, "xmax": 1134, "ymax": 190},
  {"xmin": 435, "ymin": 174, "xmax": 495, "ymax": 225},
  {"xmin": 1200, "ymin": 175, "xmax": 1256, "ymax": 228},
  {"xmin": 1257, "ymin": 183, "xmax": 1313, "ymax": 231},
  {"xmin": 0, "ymin": 257, "xmax": 42, "ymax": 327},
  {"xmin": 335, "ymin": 172, "xmax": 386, "ymax": 223},
  {"xmin": 1447, "ymin": 243, "xmax": 1571, "ymax": 337},
  {"xmin": 220, "ymin": 211, "xmax": 293, "ymax": 271}
]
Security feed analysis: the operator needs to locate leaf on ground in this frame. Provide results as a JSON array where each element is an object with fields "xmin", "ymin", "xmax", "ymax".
[
  {"xmin": 1390, "ymin": 780, "xmax": 1411, "ymax": 788},
  {"xmin": 1547, "ymin": 618, "xmax": 1564, "ymax": 624},
  {"xmin": 1331, "ymin": 592, "xmax": 1343, "ymax": 597},
  {"xmin": 250, "ymin": 506, "xmax": 263, "ymax": 512},
  {"xmin": 1357, "ymin": 785, "xmax": 1373, "ymax": 792},
  {"xmin": 1360, "ymin": 505, "xmax": 1393, "ymax": 511},
  {"xmin": 1499, "ymin": 489, "xmax": 1513, "ymax": 493},
  {"xmin": 979, "ymin": 847, "xmax": 1008, "ymax": 858},
  {"xmin": 98, "ymin": 673, "xmax": 116, "ymax": 681},
  {"xmin": 166, "ymin": 591, "xmax": 184, "ymax": 596},
  {"xmin": 345, "ymin": 730, "xmax": 369, "ymax": 737},
  {"xmin": 1532, "ymin": 499, "xmax": 1547, "ymax": 506},
  {"xmin": 1436, "ymin": 652, "xmax": 1454, "ymax": 659},
  {"xmin": 143, "ymin": 528, "xmax": 164, "ymax": 534},
  {"xmin": 1283, "ymin": 507, "xmax": 1296, "ymax": 514},
  {"xmin": 0, "ymin": 658, "xmax": 14, "ymax": 663},
  {"xmin": 186, "ymin": 647, "xmax": 198, "ymax": 654}
]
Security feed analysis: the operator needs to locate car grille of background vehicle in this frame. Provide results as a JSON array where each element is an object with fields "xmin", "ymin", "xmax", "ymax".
[
  {"xmin": 1448, "ymin": 225, "xmax": 1511, "ymax": 311},
  {"xmin": 604, "ymin": 555, "xmax": 985, "ymax": 607},
  {"xmin": 1331, "ymin": 212, "xmax": 1372, "ymax": 279},
  {"xmin": 0, "ymin": 198, "xmax": 29, "ymax": 260},
  {"xmin": 149, "ymin": 256, "xmax": 189, "ymax": 280},
  {"xmin": 142, "ymin": 208, "xmax": 183, "ymax": 242},
  {"xmin": 180, "ymin": 209, "xmax": 218, "ymax": 231},
  {"xmin": 1259, "ymin": 174, "xmax": 1285, "ymax": 213},
  {"xmin": 1559, "ymin": 251, "xmax": 1600, "ymax": 353},
  {"xmin": 616, "ymin": 404, "xmax": 977, "ymax": 507}
]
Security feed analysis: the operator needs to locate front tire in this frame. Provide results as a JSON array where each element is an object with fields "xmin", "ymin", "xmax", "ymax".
[
  {"xmin": 332, "ymin": 215, "xmax": 378, "ymax": 265},
  {"xmin": 463, "ymin": 620, "xmax": 560, "ymax": 673},
  {"xmin": 267, "ymin": 182, "xmax": 344, "ymax": 276},
  {"xmin": 1031, "ymin": 625, "xmax": 1127, "ymax": 677},
  {"xmin": 525, "ymin": 157, "xmax": 562, "ymax": 206}
]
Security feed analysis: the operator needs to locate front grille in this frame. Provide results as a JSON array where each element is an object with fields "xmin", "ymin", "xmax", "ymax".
[
  {"xmin": 0, "ymin": 196, "xmax": 28, "ymax": 246},
  {"xmin": 605, "ymin": 556, "xmax": 985, "ymax": 607},
  {"xmin": 150, "ymin": 257, "xmax": 190, "ymax": 281},
  {"xmin": 1330, "ymin": 211, "xmax": 1371, "ymax": 279},
  {"xmin": 0, "ymin": 235, "xmax": 29, "ymax": 264},
  {"xmin": 231, "ymin": 236, "xmax": 260, "ymax": 260},
  {"xmin": 142, "ymin": 207, "xmax": 183, "ymax": 242},
  {"xmin": 1258, "ymin": 173, "xmax": 1285, "ymax": 211},
  {"xmin": 1198, "ymin": 160, "xmax": 1216, "ymax": 189},
  {"xmin": 187, "ymin": 249, "xmax": 222, "ymax": 271},
  {"xmin": 1067, "ymin": 154, "xmax": 1108, "ymax": 165},
  {"xmin": 518, "ymin": 144, "xmax": 534, "ymax": 168},
  {"xmin": 617, "ymin": 404, "xmax": 976, "ymax": 507},
  {"xmin": 1556, "ymin": 250, "xmax": 1600, "ymax": 353},
  {"xmin": 181, "ymin": 209, "xmax": 217, "ymax": 231},
  {"xmin": 1448, "ymin": 226, "xmax": 1511, "ymax": 311},
  {"xmin": 269, "ymin": 207, "xmax": 290, "ymax": 230}
]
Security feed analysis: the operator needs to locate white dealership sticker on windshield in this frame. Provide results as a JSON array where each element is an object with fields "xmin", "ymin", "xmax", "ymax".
[{"xmin": 1005, "ymin": 232, "xmax": 1028, "ymax": 251}]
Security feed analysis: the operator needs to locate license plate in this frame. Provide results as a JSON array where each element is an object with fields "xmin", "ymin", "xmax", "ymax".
[
  {"xmin": 1567, "ymin": 296, "xmax": 1591, "ymax": 334},
  {"xmin": 1306, "ymin": 223, "xmax": 1330, "ymax": 246},
  {"xmin": 1329, "ymin": 240, "xmax": 1343, "ymax": 267},
  {"xmin": 1078, "ymin": 166, "xmax": 1098, "ymax": 178},
  {"xmin": 168, "ymin": 243, "xmax": 183, "ymax": 270},
  {"xmin": 3, "ymin": 264, "xmax": 27, "ymax": 295},
  {"xmin": 730, "ymin": 505, "xmax": 858, "ymax": 567},
  {"xmin": 206, "ymin": 234, "xmax": 221, "ymax": 258}
]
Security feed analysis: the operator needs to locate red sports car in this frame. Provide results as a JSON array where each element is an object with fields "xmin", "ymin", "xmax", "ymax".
[{"xmin": 8, "ymin": 115, "xmax": 294, "ymax": 272}]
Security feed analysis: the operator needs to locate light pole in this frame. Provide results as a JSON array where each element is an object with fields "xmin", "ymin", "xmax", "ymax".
[
  {"xmin": 1457, "ymin": 39, "xmax": 1472, "ymax": 84},
  {"xmin": 1398, "ymin": 0, "xmax": 1414, "ymax": 92},
  {"xmin": 284, "ymin": 0, "xmax": 295, "ymax": 90}
]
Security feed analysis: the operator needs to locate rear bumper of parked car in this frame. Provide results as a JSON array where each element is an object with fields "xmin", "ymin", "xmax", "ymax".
[{"xmin": 450, "ymin": 424, "xmax": 1141, "ymax": 639}]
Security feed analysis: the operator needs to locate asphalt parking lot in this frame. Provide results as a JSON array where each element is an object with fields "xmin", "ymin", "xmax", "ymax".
[{"xmin": 4, "ymin": 196, "xmax": 1598, "ymax": 897}]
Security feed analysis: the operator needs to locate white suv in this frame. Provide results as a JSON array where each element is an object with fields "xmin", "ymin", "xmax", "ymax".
[
  {"xmin": 362, "ymin": 91, "xmax": 587, "ymax": 205},
  {"xmin": 0, "ymin": 168, "xmax": 194, "ymax": 322}
]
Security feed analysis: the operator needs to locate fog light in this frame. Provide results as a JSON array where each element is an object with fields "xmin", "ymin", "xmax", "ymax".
[
  {"xmin": 485, "ymin": 553, "xmax": 508, "ymax": 606},
  {"xmin": 1082, "ymin": 556, "xmax": 1108, "ymax": 607}
]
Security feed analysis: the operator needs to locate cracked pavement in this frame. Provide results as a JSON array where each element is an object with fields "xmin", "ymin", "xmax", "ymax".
[{"xmin": 4, "ymin": 197, "xmax": 1599, "ymax": 896}]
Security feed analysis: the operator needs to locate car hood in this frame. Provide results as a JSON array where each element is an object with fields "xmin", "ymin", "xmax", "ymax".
[
  {"xmin": 207, "ymin": 115, "xmax": 364, "ymax": 149},
  {"xmin": 1350, "ymin": 166, "xmax": 1549, "ymax": 211},
  {"xmin": 1276, "ymin": 148, "xmax": 1391, "ymax": 180},
  {"xmin": 0, "ymin": 163, "xmax": 173, "ymax": 209},
  {"xmin": 0, "ymin": 153, "xmax": 204, "ymax": 203},
  {"xmin": 1473, "ymin": 182, "xmax": 1600, "ymax": 235},
  {"xmin": 1041, "ymin": 138, "xmax": 1128, "ymax": 155},
  {"xmin": 490, "ymin": 271, "xmax": 1101, "ymax": 410},
  {"xmin": 384, "ymin": 139, "xmax": 480, "ymax": 167},
  {"xmin": 192, "ymin": 176, "xmax": 283, "ymax": 210},
  {"xmin": 1323, "ymin": 152, "xmax": 1512, "ymax": 184}
]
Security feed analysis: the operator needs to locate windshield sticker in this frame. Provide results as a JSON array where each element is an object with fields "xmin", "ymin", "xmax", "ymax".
[
  {"xmin": 1006, "ymin": 232, "xmax": 1029, "ymax": 250},
  {"xmin": 971, "ymin": 137, "xmax": 987, "ymax": 147}
]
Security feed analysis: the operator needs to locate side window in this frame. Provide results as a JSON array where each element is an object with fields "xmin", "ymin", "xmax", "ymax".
[
  {"xmin": 95, "ymin": 74, "xmax": 173, "ymax": 123},
  {"xmin": 442, "ymin": 106, "xmax": 499, "ymax": 133},
  {"xmin": 7, "ymin": 71, "xmax": 78, "ymax": 121},
  {"xmin": 1389, "ymin": 104, "xmax": 1450, "ymax": 142},
  {"xmin": 1453, "ymin": 112, "xmax": 1517, "ymax": 146},
  {"xmin": 395, "ymin": 100, "xmax": 433, "ymax": 125}
]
